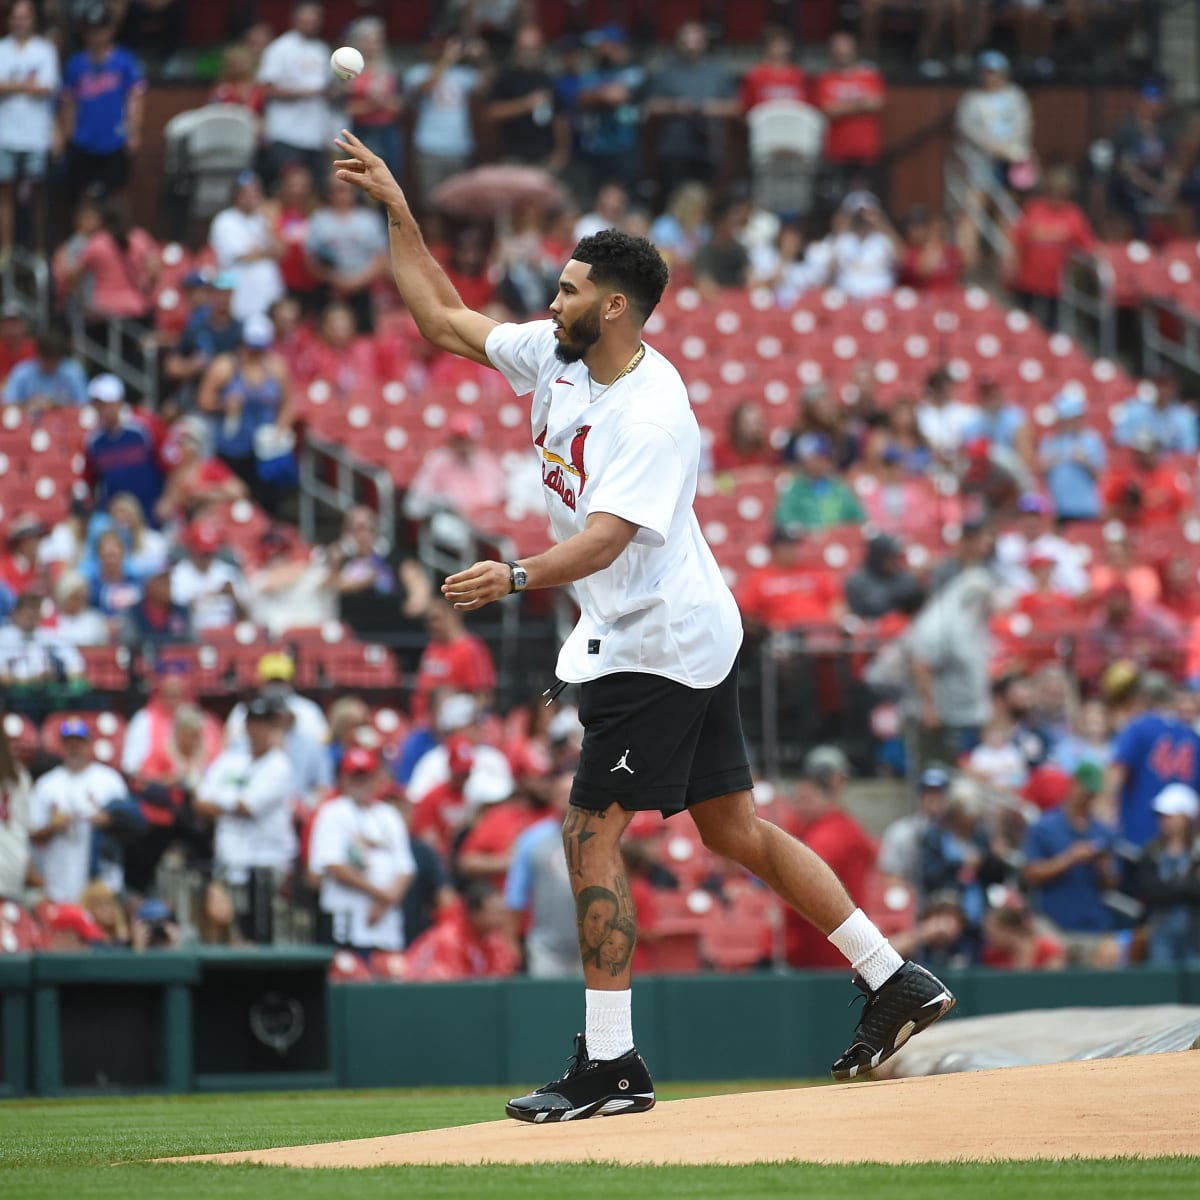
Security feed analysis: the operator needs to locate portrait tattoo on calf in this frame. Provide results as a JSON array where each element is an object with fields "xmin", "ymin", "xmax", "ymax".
[{"xmin": 574, "ymin": 874, "xmax": 638, "ymax": 974}]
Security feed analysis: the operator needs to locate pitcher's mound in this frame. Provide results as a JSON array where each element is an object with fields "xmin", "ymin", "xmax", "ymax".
[{"xmin": 178, "ymin": 1051, "xmax": 1198, "ymax": 1168}]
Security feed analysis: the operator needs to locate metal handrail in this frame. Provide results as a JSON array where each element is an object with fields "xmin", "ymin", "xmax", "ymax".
[
  {"xmin": 1141, "ymin": 294, "xmax": 1200, "ymax": 379},
  {"xmin": 67, "ymin": 309, "xmax": 160, "ymax": 408},
  {"xmin": 298, "ymin": 433, "xmax": 396, "ymax": 550},
  {"xmin": 1060, "ymin": 249, "xmax": 1118, "ymax": 360},
  {"xmin": 943, "ymin": 141, "xmax": 1019, "ymax": 263},
  {"xmin": 0, "ymin": 247, "xmax": 51, "ymax": 328}
]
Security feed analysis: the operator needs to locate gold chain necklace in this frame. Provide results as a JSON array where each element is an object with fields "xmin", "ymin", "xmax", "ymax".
[{"xmin": 588, "ymin": 344, "xmax": 646, "ymax": 404}]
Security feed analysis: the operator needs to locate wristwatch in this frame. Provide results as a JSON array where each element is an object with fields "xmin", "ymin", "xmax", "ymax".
[{"xmin": 506, "ymin": 560, "xmax": 528, "ymax": 593}]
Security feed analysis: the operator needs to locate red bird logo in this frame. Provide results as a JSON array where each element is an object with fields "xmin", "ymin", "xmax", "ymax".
[{"xmin": 569, "ymin": 425, "xmax": 592, "ymax": 494}]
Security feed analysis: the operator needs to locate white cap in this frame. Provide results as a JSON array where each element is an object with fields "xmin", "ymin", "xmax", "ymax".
[
  {"xmin": 1152, "ymin": 783, "xmax": 1199, "ymax": 819},
  {"xmin": 436, "ymin": 693, "xmax": 477, "ymax": 734},
  {"xmin": 242, "ymin": 313, "xmax": 275, "ymax": 349},
  {"xmin": 88, "ymin": 373, "xmax": 125, "ymax": 403}
]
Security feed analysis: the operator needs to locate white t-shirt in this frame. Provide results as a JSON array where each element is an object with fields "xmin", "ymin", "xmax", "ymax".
[
  {"xmin": 226, "ymin": 692, "xmax": 329, "ymax": 746},
  {"xmin": 830, "ymin": 231, "xmax": 895, "ymax": 299},
  {"xmin": 0, "ymin": 770, "xmax": 33, "ymax": 899},
  {"xmin": 31, "ymin": 762, "xmax": 128, "ymax": 903},
  {"xmin": 257, "ymin": 30, "xmax": 332, "ymax": 150},
  {"xmin": 0, "ymin": 35, "xmax": 59, "ymax": 153},
  {"xmin": 407, "ymin": 742, "xmax": 514, "ymax": 810},
  {"xmin": 994, "ymin": 531, "xmax": 1089, "ymax": 597},
  {"xmin": 198, "ymin": 746, "xmax": 297, "ymax": 883},
  {"xmin": 171, "ymin": 558, "xmax": 247, "ymax": 631},
  {"xmin": 917, "ymin": 400, "xmax": 982, "ymax": 456},
  {"xmin": 208, "ymin": 206, "xmax": 285, "ymax": 321},
  {"xmin": 309, "ymin": 796, "xmax": 416, "ymax": 950},
  {"xmin": 484, "ymin": 320, "xmax": 743, "ymax": 686},
  {"xmin": 0, "ymin": 626, "xmax": 84, "ymax": 681},
  {"xmin": 967, "ymin": 741, "xmax": 1028, "ymax": 791}
]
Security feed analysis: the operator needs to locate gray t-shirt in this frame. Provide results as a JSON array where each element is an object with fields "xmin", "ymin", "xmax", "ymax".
[
  {"xmin": 648, "ymin": 58, "xmax": 734, "ymax": 156},
  {"xmin": 305, "ymin": 207, "xmax": 388, "ymax": 276}
]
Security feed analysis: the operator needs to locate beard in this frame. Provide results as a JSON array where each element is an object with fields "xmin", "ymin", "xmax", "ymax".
[{"xmin": 553, "ymin": 302, "xmax": 603, "ymax": 363}]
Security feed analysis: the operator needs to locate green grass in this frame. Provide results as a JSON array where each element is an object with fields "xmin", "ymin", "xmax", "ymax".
[{"xmin": 0, "ymin": 1088, "xmax": 1196, "ymax": 1200}]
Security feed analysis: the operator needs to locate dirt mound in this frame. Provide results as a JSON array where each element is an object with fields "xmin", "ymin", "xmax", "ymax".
[{"xmin": 175, "ymin": 1050, "xmax": 1198, "ymax": 1167}]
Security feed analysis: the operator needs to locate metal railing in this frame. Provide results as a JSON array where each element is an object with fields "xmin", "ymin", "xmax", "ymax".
[
  {"xmin": 298, "ymin": 434, "xmax": 396, "ymax": 549},
  {"xmin": 67, "ymin": 310, "xmax": 160, "ymax": 408},
  {"xmin": 1141, "ymin": 293, "xmax": 1200, "ymax": 382},
  {"xmin": 943, "ymin": 142, "xmax": 1020, "ymax": 264},
  {"xmin": 0, "ymin": 247, "xmax": 51, "ymax": 328},
  {"xmin": 1060, "ymin": 250, "xmax": 1119, "ymax": 361}
]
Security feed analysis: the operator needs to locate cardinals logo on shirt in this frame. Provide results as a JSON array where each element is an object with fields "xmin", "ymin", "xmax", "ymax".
[{"xmin": 535, "ymin": 425, "xmax": 592, "ymax": 511}]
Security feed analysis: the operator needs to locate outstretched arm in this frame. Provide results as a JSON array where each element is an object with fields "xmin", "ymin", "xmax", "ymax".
[{"xmin": 332, "ymin": 129, "xmax": 496, "ymax": 366}]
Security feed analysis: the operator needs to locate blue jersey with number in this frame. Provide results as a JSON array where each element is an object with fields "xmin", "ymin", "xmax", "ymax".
[{"xmin": 1113, "ymin": 712, "xmax": 1200, "ymax": 846}]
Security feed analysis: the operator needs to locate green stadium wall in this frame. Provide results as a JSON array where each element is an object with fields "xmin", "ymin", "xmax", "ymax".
[{"xmin": 2, "ymin": 953, "xmax": 1197, "ymax": 1096}]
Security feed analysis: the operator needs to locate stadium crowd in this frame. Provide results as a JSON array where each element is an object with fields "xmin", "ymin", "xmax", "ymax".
[{"xmin": 0, "ymin": 1, "xmax": 1199, "ymax": 978}]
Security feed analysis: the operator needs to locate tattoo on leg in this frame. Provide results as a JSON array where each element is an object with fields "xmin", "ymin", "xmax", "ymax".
[
  {"xmin": 563, "ymin": 807, "xmax": 603, "ymax": 879},
  {"xmin": 576, "ymin": 885, "xmax": 619, "ymax": 966},
  {"xmin": 597, "ymin": 917, "xmax": 636, "ymax": 977}
]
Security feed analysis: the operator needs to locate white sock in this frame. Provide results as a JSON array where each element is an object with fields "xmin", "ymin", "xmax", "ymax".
[
  {"xmin": 827, "ymin": 909, "xmax": 905, "ymax": 991},
  {"xmin": 585, "ymin": 988, "xmax": 634, "ymax": 1060}
]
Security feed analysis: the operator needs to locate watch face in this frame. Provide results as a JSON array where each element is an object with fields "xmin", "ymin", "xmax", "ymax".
[{"xmin": 513, "ymin": 566, "xmax": 528, "ymax": 590}]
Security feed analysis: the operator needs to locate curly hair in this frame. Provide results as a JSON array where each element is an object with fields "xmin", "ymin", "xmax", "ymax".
[{"xmin": 571, "ymin": 229, "xmax": 670, "ymax": 323}]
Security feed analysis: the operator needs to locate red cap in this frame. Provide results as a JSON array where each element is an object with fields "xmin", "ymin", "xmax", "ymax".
[
  {"xmin": 448, "ymin": 413, "xmax": 481, "ymax": 439},
  {"xmin": 45, "ymin": 903, "xmax": 104, "ymax": 943},
  {"xmin": 445, "ymin": 734, "xmax": 475, "ymax": 776},
  {"xmin": 1029, "ymin": 550, "xmax": 1056, "ymax": 568},
  {"xmin": 1023, "ymin": 764, "xmax": 1072, "ymax": 811},
  {"xmin": 343, "ymin": 746, "xmax": 380, "ymax": 775},
  {"xmin": 188, "ymin": 522, "xmax": 223, "ymax": 554},
  {"xmin": 965, "ymin": 436, "xmax": 990, "ymax": 460}
]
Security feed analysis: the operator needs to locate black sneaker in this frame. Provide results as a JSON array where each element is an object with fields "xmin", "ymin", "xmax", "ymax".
[
  {"xmin": 505, "ymin": 1034, "xmax": 656, "ymax": 1123},
  {"xmin": 831, "ymin": 960, "xmax": 956, "ymax": 1080}
]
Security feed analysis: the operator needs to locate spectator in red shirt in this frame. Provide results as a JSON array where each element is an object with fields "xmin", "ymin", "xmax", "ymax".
[
  {"xmin": 154, "ymin": 416, "xmax": 248, "ymax": 526},
  {"xmin": 411, "ymin": 601, "xmax": 497, "ymax": 724},
  {"xmin": 0, "ymin": 514, "xmax": 48, "ymax": 598},
  {"xmin": 208, "ymin": 44, "xmax": 265, "ymax": 114},
  {"xmin": 1005, "ymin": 163, "xmax": 1095, "ymax": 329},
  {"xmin": 740, "ymin": 26, "xmax": 807, "ymax": 113},
  {"xmin": 980, "ymin": 893, "xmax": 1066, "ymax": 969},
  {"xmin": 811, "ymin": 32, "xmax": 885, "ymax": 185},
  {"xmin": 736, "ymin": 528, "xmax": 844, "ymax": 634},
  {"xmin": 434, "ymin": 227, "xmax": 497, "ymax": 313},
  {"xmin": 1074, "ymin": 583, "xmax": 1184, "ymax": 685},
  {"xmin": 1102, "ymin": 431, "xmax": 1191, "ymax": 526},
  {"xmin": 783, "ymin": 747, "xmax": 878, "ymax": 969},
  {"xmin": 410, "ymin": 733, "xmax": 474, "ymax": 857},
  {"xmin": 266, "ymin": 164, "xmax": 321, "ymax": 310},
  {"xmin": 457, "ymin": 789, "xmax": 541, "ymax": 889},
  {"xmin": 1015, "ymin": 551, "xmax": 1078, "ymax": 622},
  {"xmin": 403, "ymin": 880, "xmax": 520, "ymax": 981},
  {"xmin": 898, "ymin": 207, "xmax": 976, "ymax": 292},
  {"xmin": 711, "ymin": 401, "xmax": 774, "ymax": 472},
  {"xmin": 0, "ymin": 303, "xmax": 35, "ymax": 388},
  {"xmin": 1157, "ymin": 556, "xmax": 1200, "ymax": 624},
  {"xmin": 303, "ymin": 302, "xmax": 384, "ymax": 400}
]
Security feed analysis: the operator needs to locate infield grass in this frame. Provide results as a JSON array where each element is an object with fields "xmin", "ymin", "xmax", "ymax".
[{"xmin": 1, "ymin": 1087, "xmax": 1196, "ymax": 1200}]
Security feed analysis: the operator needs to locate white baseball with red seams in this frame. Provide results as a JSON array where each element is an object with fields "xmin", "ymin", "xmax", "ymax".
[{"xmin": 330, "ymin": 46, "xmax": 364, "ymax": 80}]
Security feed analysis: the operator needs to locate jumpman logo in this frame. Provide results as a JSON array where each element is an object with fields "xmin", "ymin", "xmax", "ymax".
[{"xmin": 610, "ymin": 749, "xmax": 634, "ymax": 775}]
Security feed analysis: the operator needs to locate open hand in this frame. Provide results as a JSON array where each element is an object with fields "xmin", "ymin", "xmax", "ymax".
[
  {"xmin": 442, "ymin": 561, "xmax": 512, "ymax": 611},
  {"xmin": 333, "ymin": 129, "xmax": 406, "ymax": 210}
]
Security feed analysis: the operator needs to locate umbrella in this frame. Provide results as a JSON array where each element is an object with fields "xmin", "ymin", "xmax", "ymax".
[{"xmin": 431, "ymin": 165, "xmax": 570, "ymax": 224}]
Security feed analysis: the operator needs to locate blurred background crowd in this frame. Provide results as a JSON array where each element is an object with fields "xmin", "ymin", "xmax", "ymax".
[{"xmin": 1, "ymin": 0, "xmax": 1199, "ymax": 979}]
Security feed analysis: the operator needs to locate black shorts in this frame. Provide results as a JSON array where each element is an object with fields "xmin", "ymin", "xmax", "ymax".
[{"xmin": 570, "ymin": 663, "xmax": 753, "ymax": 817}]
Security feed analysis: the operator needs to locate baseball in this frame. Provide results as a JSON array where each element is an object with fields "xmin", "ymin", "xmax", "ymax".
[{"xmin": 330, "ymin": 45, "xmax": 365, "ymax": 80}]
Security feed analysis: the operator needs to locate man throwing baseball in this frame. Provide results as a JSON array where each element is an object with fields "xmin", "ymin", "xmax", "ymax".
[{"xmin": 332, "ymin": 130, "xmax": 955, "ymax": 1122}]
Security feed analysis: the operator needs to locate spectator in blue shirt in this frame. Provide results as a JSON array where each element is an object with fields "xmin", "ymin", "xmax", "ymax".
[
  {"xmin": 1038, "ymin": 388, "xmax": 1107, "ymax": 521},
  {"xmin": 60, "ymin": 6, "xmax": 145, "ymax": 198},
  {"xmin": 1, "ymin": 330, "xmax": 88, "ymax": 409},
  {"xmin": 163, "ymin": 272, "xmax": 241, "ymax": 412},
  {"xmin": 1023, "ymin": 762, "xmax": 1118, "ymax": 959},
  {"xmin": 83, "ymin": 373, "xmax": 165, "ymax": 520},
  {"xmin": 1108, "ymin": 671, "xmax": 1200, "ymax": 848},
  {"xmin": 1115, "ymin": 374, "xmax": 1197, "ymax": 454},
  {"xmin": 963, "ymin": 374, "xmax": 1033, "ymax": 467},
  {"xmin": 574, "ymin": 26, "xmax": 644, "ymax": 199}
]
